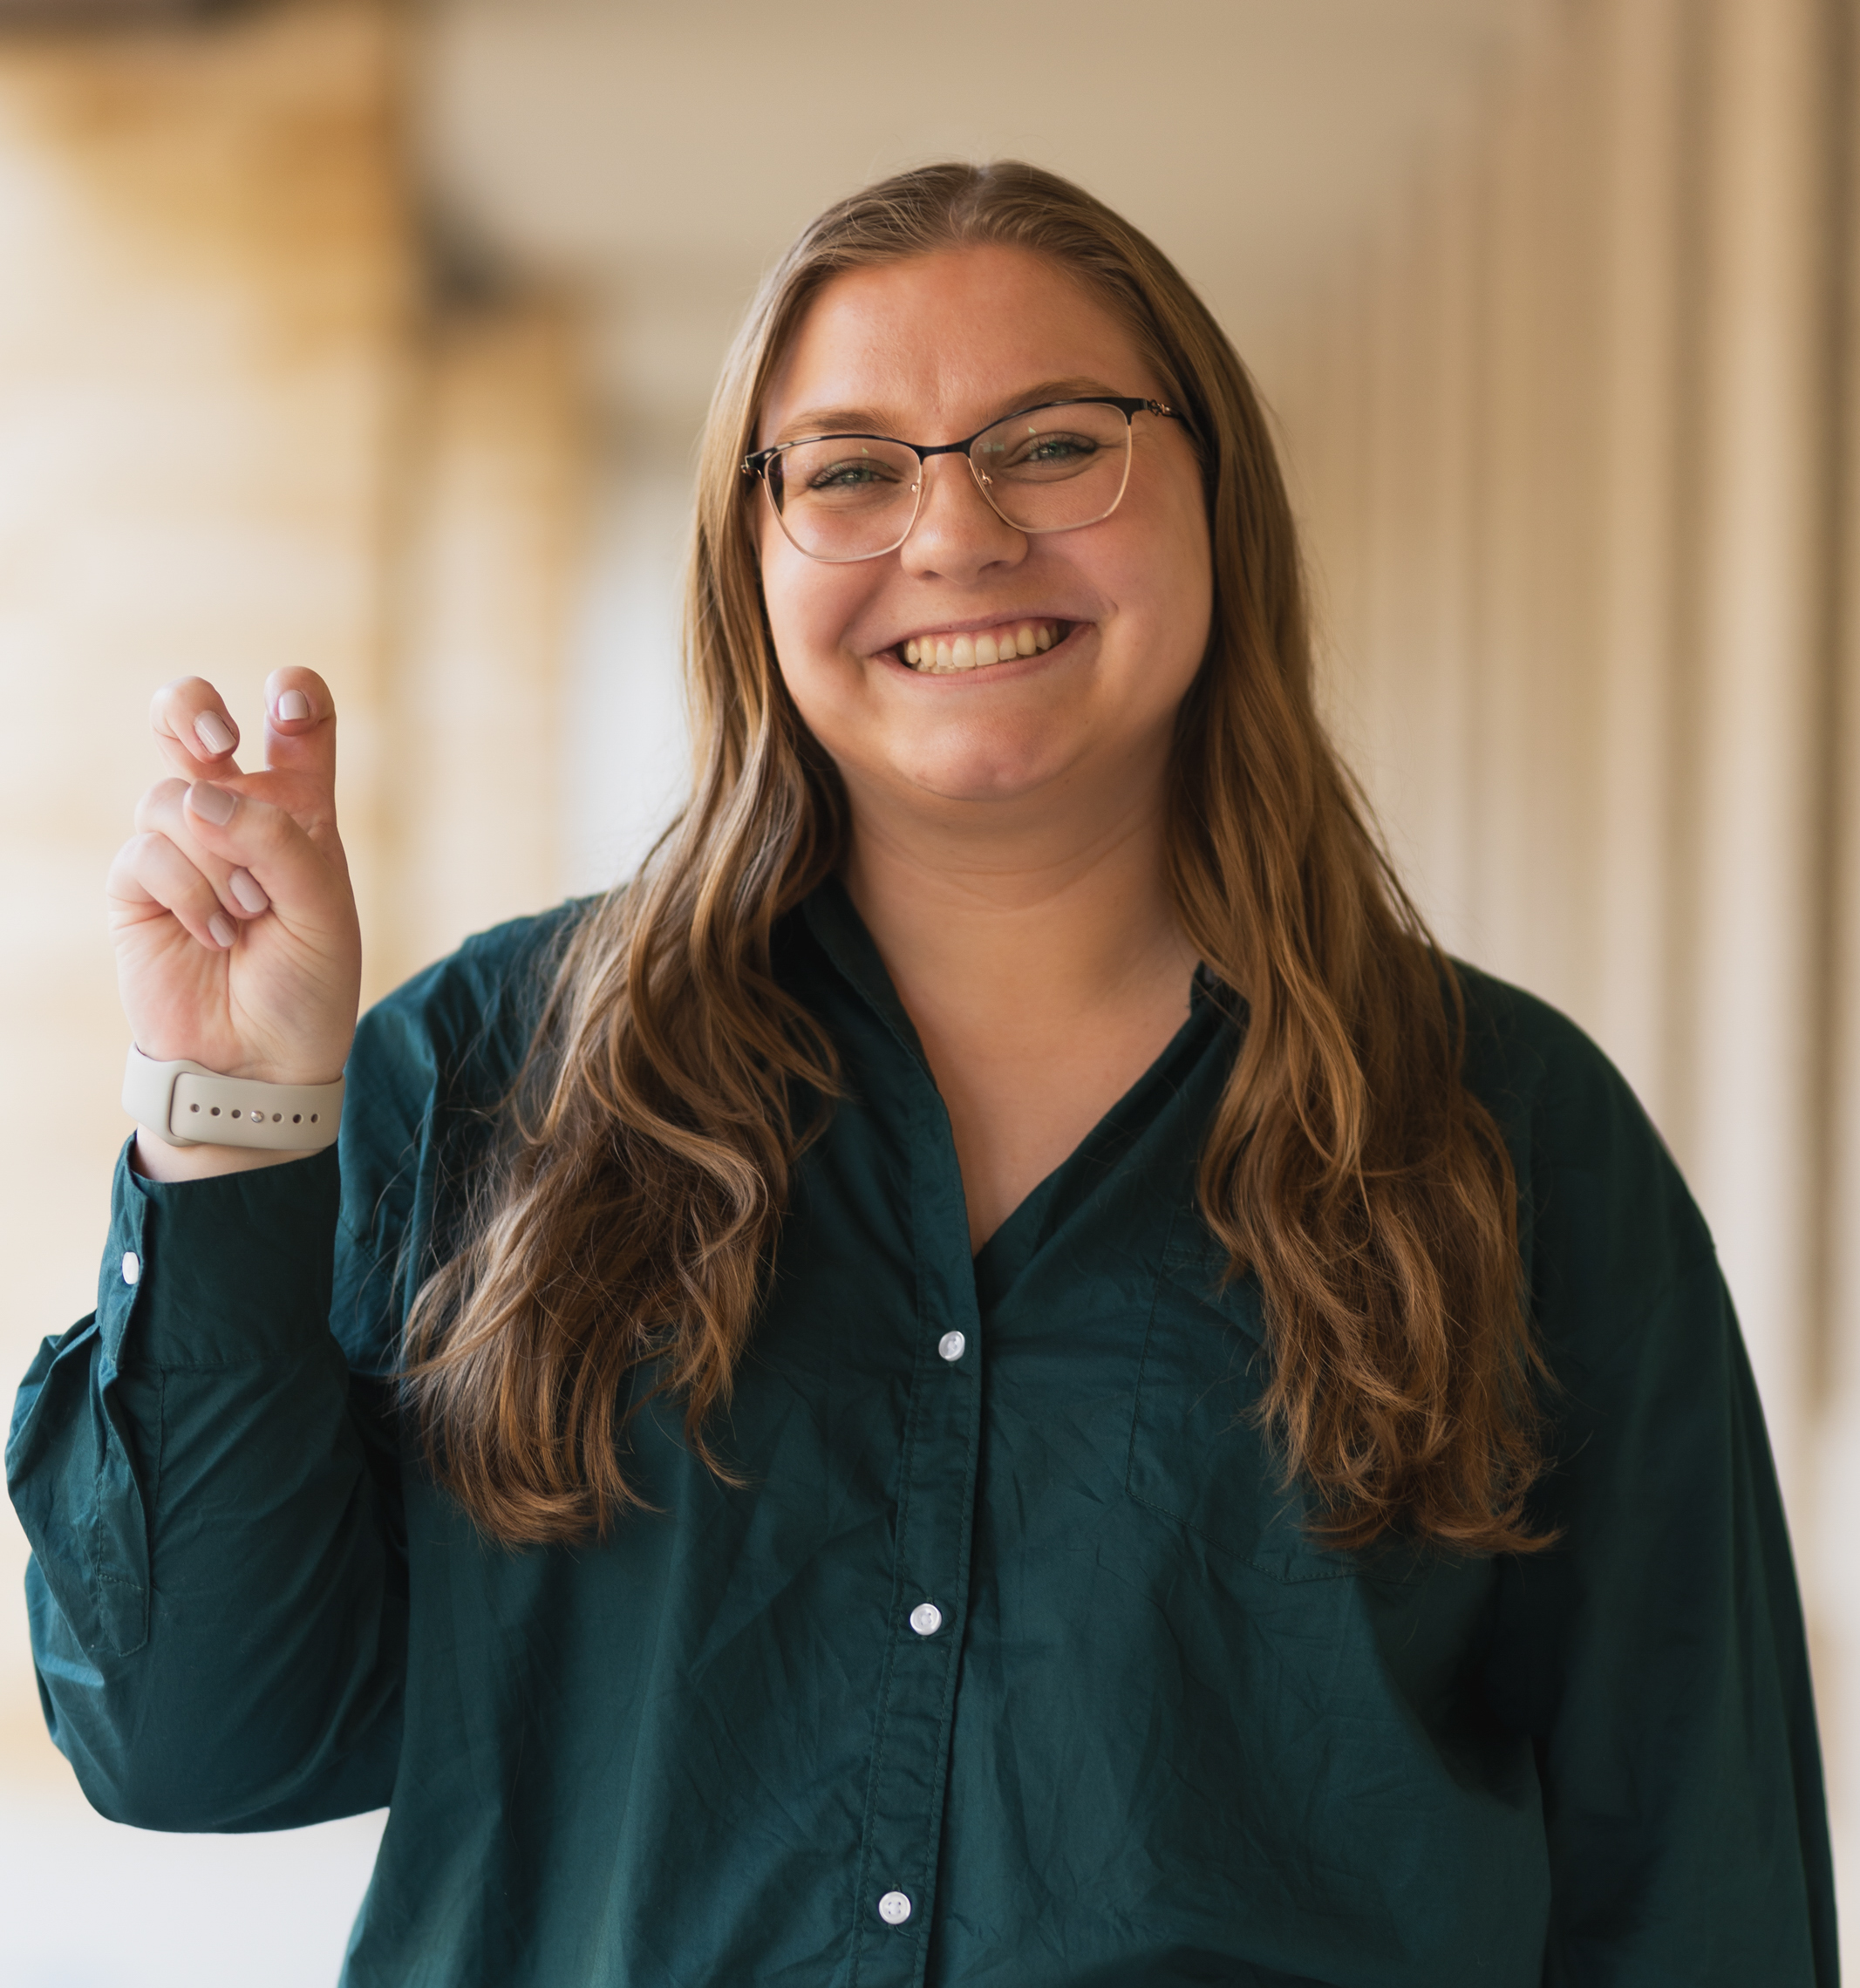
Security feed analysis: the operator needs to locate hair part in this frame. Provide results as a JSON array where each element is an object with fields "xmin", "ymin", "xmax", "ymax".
[{"xmin": 405, "ymin": 159, "xmax": 1550, "ymax": 1556}]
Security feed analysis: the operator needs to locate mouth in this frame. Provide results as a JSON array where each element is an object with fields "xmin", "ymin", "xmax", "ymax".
[{"xmin": 892, "ymin": 617, "xmax": 1072, "ymax": 675}]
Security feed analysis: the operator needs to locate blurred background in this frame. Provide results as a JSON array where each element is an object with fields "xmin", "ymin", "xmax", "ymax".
[{"xmin": 0, "ymin": 0, "xmax": 1853, "ymax": 1978}]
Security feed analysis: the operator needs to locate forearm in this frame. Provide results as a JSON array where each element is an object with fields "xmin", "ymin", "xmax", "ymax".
[{"xmin": 7, "ymin": 1141, "xmax": 405, "ymax": 1828}]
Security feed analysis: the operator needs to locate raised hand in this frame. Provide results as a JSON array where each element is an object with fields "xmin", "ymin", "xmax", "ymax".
[{"xmin": 108, "ymin": 669, "xmax": 362, "ymax": 1175}]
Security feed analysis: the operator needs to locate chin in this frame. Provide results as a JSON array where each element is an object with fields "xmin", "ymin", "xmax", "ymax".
[{"xmin": 891, "ymin": 732, "xmax": 1079, "ymax": 807}]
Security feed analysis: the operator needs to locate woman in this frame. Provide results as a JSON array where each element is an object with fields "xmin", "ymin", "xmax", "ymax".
[{"xmin": 8, "ymin": 162, "xmax": 1835, "ymax": 1985}]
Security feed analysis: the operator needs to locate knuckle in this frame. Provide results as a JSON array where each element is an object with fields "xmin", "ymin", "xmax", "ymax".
[
  {"xmin": 133, "ymin": 778, "xmax": 188, "ymax": 829},
  {"xmin": 129, "ymin": 833, "xmax": 183, "ymax": 886},
  {"xmin": 170, "ymin": 868, "xmax": 219, "ymax": 921},
  {"xmin": 150, "ymin": 676, "xmax": 206, "ymax": 721}
]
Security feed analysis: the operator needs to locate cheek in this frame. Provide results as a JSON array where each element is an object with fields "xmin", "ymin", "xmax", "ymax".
[
  {"xmin": 758, "ymin": 539, "xmax": 879, "ymax": 725},
  {"xmin": 759, "ymin": 529, "xmax": 834, "ymax": 663},
  {"xmin": 757, "ymin": 523, "xmax": 807, "ymax": 648},
  {"xmin": 1162, "ymin": 483, "xmax": 1216, "ymax": 663},
  {"xmin": 1112, "ymin": 497, "xmax": 1213, "ymax": 685},
  {"xmin": 759, "ymin": 560, "xmax": 898, "ymax": 767}
]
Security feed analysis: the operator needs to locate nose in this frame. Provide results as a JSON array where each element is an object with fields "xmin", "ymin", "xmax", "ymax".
[{"xmin": 897, "ymin": 452, "xmax": 1027, "ymax": 582}]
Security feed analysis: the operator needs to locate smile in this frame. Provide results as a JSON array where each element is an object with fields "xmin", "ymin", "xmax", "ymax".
[{"xmin": 896, "ymin": 619, "xmax": 1068, "ymax": 674}]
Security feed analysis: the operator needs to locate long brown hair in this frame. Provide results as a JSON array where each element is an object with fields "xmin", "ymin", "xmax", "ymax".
[{"xmin": 405, "ymin": 160, "xmax": 1549, "ymax": 1556}]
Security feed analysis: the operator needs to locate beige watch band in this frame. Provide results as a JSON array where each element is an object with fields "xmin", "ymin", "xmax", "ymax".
[{"xmin": 122, "ymin": 1045, "xmax": 344, "ymax": 1152}]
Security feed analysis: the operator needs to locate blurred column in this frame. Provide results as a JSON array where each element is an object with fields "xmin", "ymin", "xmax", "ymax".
[
  {"xmin": 1681, "ymin": 0, "xmax": 1835, "ymax": 1517},
  {"xmin": 1261, "ymin": 0, "xmax": 1855, "ymax": 1957},
  {"xmin": 1291, "ymin": 264, "xmax": 1376, "ymax": 750},
  {"xmin": 558, "ymin": 417, "xmax": 697, "ymax": 899},
  {"xmin": 381, "ymin": 295, "xmax": 592, "ymax": 988},
  {"xmin": 1466, "ymin": 28, "xmax": 1611, "ymax": 1026},
  {"xmin": 1261, "ymin": 159, "xmax": 1487, "ymax": 962},
  {"xmin": 0, "ymin": 0, "xmax": 412, "ymax": 1767},
  {"xmin": 1460, "ymin": 57, "xmax": 1543, "ymax": 996},
  {"xmin": 1392, "ymin": 159, "xmax": 1483, "ymax": 957},
  {"xmin": 1591, "ymin": 0, "xmax": 1691, "ymax": 1128},
  {"xmin": 1816, "ymin": 0, "xmax": 1860, "ymax": 1917},
  {"xmin": 1355, "ymin": 207, "xmax": 1445, "ymax": 915}
]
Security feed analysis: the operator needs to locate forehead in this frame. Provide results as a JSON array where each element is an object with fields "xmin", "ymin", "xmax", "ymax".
[{"xmin": 757, "ymin": 243, "xmax": 1156, "ymax": 446}]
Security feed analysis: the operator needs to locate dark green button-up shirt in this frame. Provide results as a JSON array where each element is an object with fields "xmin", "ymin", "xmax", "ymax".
[{"xmin": 7, "ymin": 882, "xmax": 1837, "ymax": 1985}]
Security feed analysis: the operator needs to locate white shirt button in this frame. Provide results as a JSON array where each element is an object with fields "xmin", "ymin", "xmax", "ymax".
[
  {"xmin": 876, "ymin": 1889, "xmax": 912, "ymax": 1926},
  {"xmin": 937, "ymin": 1331, "xmax": 965, "ymax": 1363},
  {"xmin": 909, "ymin": 1601, "xmax": 943, "ymax": 1637},
  {"xmin": 120, "ymin": 1251, "xmax": 140, "ymax": 1286}
]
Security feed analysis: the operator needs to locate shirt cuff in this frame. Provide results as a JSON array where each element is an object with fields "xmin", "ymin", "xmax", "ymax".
[{"xmin": 103, "ymin": 1137, "xmax": 343, "ymax": 1369}]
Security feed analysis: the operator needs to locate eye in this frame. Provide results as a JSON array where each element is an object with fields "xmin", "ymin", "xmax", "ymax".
[
  {"xmin": 991, "ymin": 428, "xmax": 1102, "ymax": 477},
  {"xmin": 1023, "ymin": 433, "xmax": 1097, "ymax": 464},
  {"xmin": 807, "ymin": 457, "xmax": 901, "ymax": 492}
]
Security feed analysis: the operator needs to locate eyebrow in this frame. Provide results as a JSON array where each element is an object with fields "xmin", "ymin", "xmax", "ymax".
[{"xmin": 770, "ymin": 376, "xmax": 1129, "ymax": 446}]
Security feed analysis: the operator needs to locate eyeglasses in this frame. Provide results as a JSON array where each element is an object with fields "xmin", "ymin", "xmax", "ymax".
[{"xmin": 741, "ymin": 396, "xmax": 1182, "ymax": 563}]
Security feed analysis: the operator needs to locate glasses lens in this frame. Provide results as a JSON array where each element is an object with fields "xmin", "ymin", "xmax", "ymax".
[
  {"xmin": 969, "ymin": 402, "xmax": 1133, "ymax": 533},
  {"xmin": 767, "ymin": 435, "xmax": 922, "ymax": 560}
]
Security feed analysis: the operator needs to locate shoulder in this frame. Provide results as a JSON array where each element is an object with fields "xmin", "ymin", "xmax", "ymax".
[
  {"xmin": 352, "ymin": 896, "xmax": 592, "ymax": 1103},
  {"xmin": 1448, "ymin": 962, "xmax": 1716, "ymax": 1330},
  {"xmin": 1451, "ymin": 963, "xmax": 1640, "ymax": 1146}
]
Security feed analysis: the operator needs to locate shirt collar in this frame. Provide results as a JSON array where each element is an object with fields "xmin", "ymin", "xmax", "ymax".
[
  {"xmin": 797, "ymin": 874, "xmax": 930, "ymax": 1065},
  {"xmin": 800, "ymin": 872, "xmax": 1238, "ymax": 1040}
]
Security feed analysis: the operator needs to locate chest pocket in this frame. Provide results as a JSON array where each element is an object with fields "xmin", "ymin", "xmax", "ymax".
[{"xmin": 1126, "ymin": 1214, "xmax": 1366, "ymax": 1584}]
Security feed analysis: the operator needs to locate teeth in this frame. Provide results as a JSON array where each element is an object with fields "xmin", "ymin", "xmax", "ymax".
[{"xmin": 900, "ymin": 620, "xmax": 1063, "ymax": 672}]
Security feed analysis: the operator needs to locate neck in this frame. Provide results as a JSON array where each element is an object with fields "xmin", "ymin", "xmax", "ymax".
[
  {"xmin": 838, "ymin": 752, "xmax": 1203, "ymax": 1251},
  {"xmin": 839, "ymin": 756, "xmax": 1194, "ymax": 1032}
]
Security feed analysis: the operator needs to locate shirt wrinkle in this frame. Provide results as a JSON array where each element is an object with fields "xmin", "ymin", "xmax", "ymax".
[{"xmin": 4, "ymin": 886, "xmax": 1837, "ymax": 1987}]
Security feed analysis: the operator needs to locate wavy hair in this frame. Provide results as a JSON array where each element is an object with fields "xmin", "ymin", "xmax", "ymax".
[{"xmin": 404, "ymin": 160, "xmax": 1549, "ymax": 1556}]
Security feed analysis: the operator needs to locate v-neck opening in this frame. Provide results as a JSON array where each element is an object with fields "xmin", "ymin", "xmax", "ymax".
[
  {"xmin": 969, "ymin": 986, "xmax": 1223, "ymax": 1306},
  {"xmin": 801, "ymin": 872, "xmax": 1239, "ymax": 1304}
]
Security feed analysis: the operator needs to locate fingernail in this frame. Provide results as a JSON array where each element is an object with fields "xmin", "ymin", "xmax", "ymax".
[
  {"xmin": 228, "ymin": 868, "xmax": 269, "ymax": 915},
  {"xmin": 208, "ymin": 912, "xmax": 235, "ymax": 948},
  {"xmin": 194, "ymin": 711, "xmax": 236, "ymax": 755},
  {"xmin": 276, "ymin": 690, "xmax": 310, "ymax": 723},
  {"xmin": 187, "ymin": 781, "xmax": 236, "ymax": 826}
]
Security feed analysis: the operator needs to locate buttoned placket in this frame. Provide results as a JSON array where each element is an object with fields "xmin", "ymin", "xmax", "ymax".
[{"xmin": 846, "ymin": 1062, "xmax": 985, "ymax": 1987}]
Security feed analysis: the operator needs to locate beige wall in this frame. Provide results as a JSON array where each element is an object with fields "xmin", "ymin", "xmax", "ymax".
[
  {"xmin": 0, "ymin": 0, "xmax": 1850, "ymax": 1972},
  {"xmin": 1255, "ymin": 0, "xmax": 1859, "ymax": 1935},
  {"xmin": 384, "ymin": 296, "xmax": 589, "ymax": 989},
  {"xmin": 0, "ymin": 0, "xmax": 411, "ymax": 1771},
  {"xmin": 0, "ymin": 0, "xmax": 589, "ymax": 1775}
]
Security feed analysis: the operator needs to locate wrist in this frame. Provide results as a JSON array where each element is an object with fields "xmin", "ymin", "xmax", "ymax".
[{"xmin": 122, "ymin": 1046, "xmax": 344, "ymax": 1154}]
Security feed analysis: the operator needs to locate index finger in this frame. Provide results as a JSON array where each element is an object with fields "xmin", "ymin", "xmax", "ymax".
[
  {"xmin": 261, "ymin": 667, "xmax": 337, "ymax": 793},
  {"xmin": 150, "ymin": 676, "xmax": 245, "ymax": 783}
]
